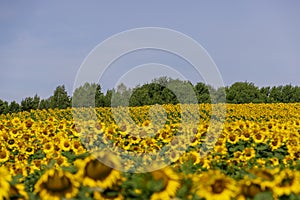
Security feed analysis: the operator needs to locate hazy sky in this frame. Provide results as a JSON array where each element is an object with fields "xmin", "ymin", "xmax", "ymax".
[{"xmin": 1, "ymin": 1, "xmax": 300, "ymax": 102}]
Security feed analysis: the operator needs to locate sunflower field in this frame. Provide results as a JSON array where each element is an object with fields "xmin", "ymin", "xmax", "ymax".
[{"xmin": 1, "ymin": 103, "xmax": 300, "ymax": 200}]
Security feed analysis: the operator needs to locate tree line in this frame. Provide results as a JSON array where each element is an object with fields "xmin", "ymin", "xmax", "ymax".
[{"xmin": 1, "ymin": 77, "xmax": 300, "ymax": 114}]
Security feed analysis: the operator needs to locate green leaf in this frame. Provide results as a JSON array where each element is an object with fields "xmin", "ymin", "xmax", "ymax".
[{"xmin": 253, "ymin": 191, "xmax": 273, "ymax": 200}]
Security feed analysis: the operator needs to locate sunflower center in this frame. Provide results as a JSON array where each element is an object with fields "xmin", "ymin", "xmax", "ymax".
[
  {"xmin": 242, "ymin": 183, "xmax": 261, "ymax": 198},
  {"xmin": 229, "ymin": 135, "xmax": 236, "ymax": 141},
  {"xmin": 8, "ymin": 139, "xmax": 15, "ymax": 145},
  {"xmin": 85, "ymin": 159, "xmax": 112, "ymax": 181},
  {"xmin": 211, "ymin": 179, "xmax": 226, "ymax": 194},
  {"xmin": 245, "ymin": 150, "xmax": 252, "ymax": 157},
  {"xmin": 0, "ymin": 150, "xmax": 6, "ymax": 159},
  {"xmin": 272, "ymin": 140, "xmax": 278, "ymax": 146},
  {"xmin": 255, "ymin": 134, "xmax": 262, "ymax": 140},
  {"xmin": 243, "ymin": 132, "xmax": 250, "ymax": 138},
  {"xmin": 44, "ymin": 172, "xmax": 71, "ymax": 192},
  {"xmin": 280, "ymin": 176, "xmax": 294, "ymax": 187},
  {"xmin": 64, "ymin": 142, "xmax": 70, "ymax": 148}
]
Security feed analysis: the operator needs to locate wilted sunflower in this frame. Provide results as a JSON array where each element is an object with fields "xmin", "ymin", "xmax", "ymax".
[
  {"xmin": 150, "ymin": 167, "xmax": 181, "ymax": 200},
  {"xmin": 34, "ymin": 168, "xmax": 80, "ymax": 200},
  {"xmin": 193, "ymin": 170, "xmax": 238, "ymax": 200},
  {"xmin": 75, "ymin": 154, "xmax": 122, "ymax": 190},
  {"xmin": 0, "ymin": 166, "xmax": 11, "ymax": 200}
]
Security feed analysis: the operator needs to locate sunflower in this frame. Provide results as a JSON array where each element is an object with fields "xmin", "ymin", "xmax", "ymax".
[
  {"xmin": 267, "ymin": 157, "xmax": 280, "ymax": 166},
  {"xmin": 252, "ymin": 132, "xmax": 266, "ymax": 143},
  {"xmin": 193, "ymin": 170, "xmax": 238, "ymax": 200},
  {"xmin": 214, "ymin": 144, "xmax": 228, "ymax": 155},
  {"xmin": 24, "ymin": 146, "xmax": 35, "ymax": 156},
  {"xmin": 0, "ymin": 166, "xmax": 11, "ymax": 200},
  {"xmin": 240, "ymin": 129, "xmax": 251, "ymax": 141},
  {"xmin": 59, "ymin": 138, "xmax": 71, "ymax": 151},
  {"xmin": 166, "ymin": 148, "xmax": 181, "ymax": 163},
  {"xmin": 179, "ymin": 151, "xmax": 200, "ymax": 165},
  {"xmin": 272, "ymin": 169, "xmax": 300, "ymax": 198},
  {"xmin": 8, "ymin": 183, "xmax": 29, "ymax": 200},
  {"xmin": 71, "ymin": 140, "xmax": 84, "ymax": 154},
  {"xmin": 54, "ymin": 155, "xmax": 69, "ymax": 167},
  {"xmin": 269, "ymin": 136, "xmax": 282, "ymax": 151},
  {"xmin": 242, "ymin": 147, "xmax": 256, "ymax": 160},
  {"xmin": 150, "ymin": 167, "xmax": 181, "ymax": 200},
  {"xmin": 227, "ymin": 132, "xmax": 239, "ymax": 144},
  {"xmin": 34, "ymin": 168, "xmax": 80, "ymax": 200},
  {"xmin": 250, "ymin": 167, "xmax": 279, "ymax": 190},
  {"xmin": 11, "ymin": 117, "xmax": 21, "ymax": 127},
  {"xmin": 43, "ymin": 142, "xmax": 55, "ymax": 155},
  {"xmin": 75, "ymin": 154, "xmax": 122, "ymax": 190},
  {"xmin": 237, "ymin": 177, "xmax": 264, "ymax": 200},
  {"xmin": 6, "ymin": 137, "xmax": 18, "ymax": 149},
  {"xmin": 142, "ymin": 120, "xmax": 151, "ymax": 128},
  {"xmin": 0, "ymin": 147, "xmax": 9, "ymax": 163}
]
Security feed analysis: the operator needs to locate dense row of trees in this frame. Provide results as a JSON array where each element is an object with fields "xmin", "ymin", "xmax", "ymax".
[{"xmin": 1, "ymin": 77, "xmax": 300, "ymax": 114}]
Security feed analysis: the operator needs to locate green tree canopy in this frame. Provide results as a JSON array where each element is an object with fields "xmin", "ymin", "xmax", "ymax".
[
  {"xmin": 72, "ymin": 82, "xmax": 103, "ymax": 108},
  {"xmin": 49, "ymin": 85, "xmax": 70, "ymax": 109}
]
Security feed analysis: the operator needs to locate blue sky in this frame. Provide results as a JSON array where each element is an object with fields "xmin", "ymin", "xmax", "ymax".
[{"xmin": 1, "ymin": 1, "xmax": 300, "ymax": 102}]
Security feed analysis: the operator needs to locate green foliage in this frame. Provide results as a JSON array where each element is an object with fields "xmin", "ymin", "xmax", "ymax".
[
  {"xmin": 226, "ymin": 82, "xmax": 261, "ymax": 103},
  {"xmin": 72, "ymin": 82, "xmax": 103, "ymax": 108},
  {"xmin": 49, "ymin": 85, "xmax": 70, "ymax": 109},
  {"xmin": 3, "ymin": 78, "xmax": 300, "ymax": 114},
  {"xmin": 21, "ymin": 94, "xmax": 40, "ymax": 111},
  {"xmin": 0, "ymin": 99, "xmax": 9, "ymax": 114},
  {"xmin": 8, "ymin": 100, "xmax": 21, "ymax": 113}
]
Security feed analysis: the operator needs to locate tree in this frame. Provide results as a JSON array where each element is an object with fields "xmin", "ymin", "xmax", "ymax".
[
  {"xmin": 0, "ymin": 99, "xmax": 9, "ymax": 114},
  {"xmin": 21, "ymin": 94, "xmax": 40, "ymax": 111},
  {"xmin": 8, "ymin": 101, "xmax": 21, "ymax": 113},
  {"xmin": 259, "ymin": 87, "xmax": 272, "ymax": 103},
  {"xmin": 39, "ymin": 99, "xmax": 51, "ymax": 110},
  {"xmin": 72, "ymin": 82, "xmax": 103, "ymax": 107},
  {"xmin": 102, "ymin": 89, "xmax": 113, "ymax": 107},
  {"xmin": 194, "ymin": 82, "xmax": 211, "ymax": 103},
  {"xmin": 111, "ymin": 83, "xmax": 132, "ymax": 107},
  {"xmin": 269, "ymin": 86, "xmax": 283, "ymax": 103},
  {"xmin": 226, "ymin": 82, "xmax": 261, "ymax": 103},
  {"xmin": 49, "ymin": 85, "xmax": 70, "ymax": 109}
]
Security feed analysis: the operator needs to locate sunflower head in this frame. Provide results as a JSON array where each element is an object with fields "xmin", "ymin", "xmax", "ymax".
[
  {"xmin": 193, "ymin": 170, "xmax": 238, "ymax": 200},
  {"xmin": 75, "ymin": 153, "xmax": 122, "ymax": 190},
  {"xmin": 34, "ymin": 168, "xmax": 79, "ymax": 200},
  {"xmin": 0, "ymin": 166, "xmax": 11, "ymax": 200},
  {"xmin": 150, "ymin": 167, "xmax": 181, "ymax": 200}
]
